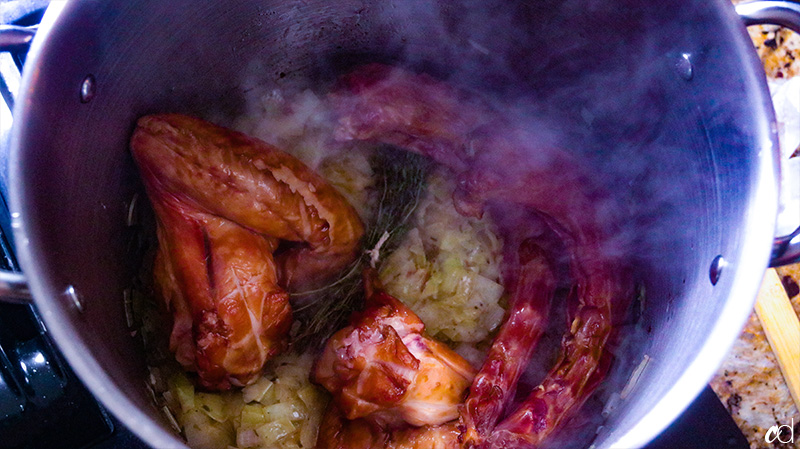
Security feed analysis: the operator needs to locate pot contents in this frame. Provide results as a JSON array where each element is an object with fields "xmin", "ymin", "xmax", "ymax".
[
  {"xmin": 131, "ymin": 113, "xmax": 364, "ymax": 390},
  {"xmin": 130, "ymin": 63, "xmax": 631, "ymax": 449}
]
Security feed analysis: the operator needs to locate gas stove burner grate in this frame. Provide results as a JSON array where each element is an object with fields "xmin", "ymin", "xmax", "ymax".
[{"xmin": 0, "ymin": 303, "xmax": 113, "ymax": 449}]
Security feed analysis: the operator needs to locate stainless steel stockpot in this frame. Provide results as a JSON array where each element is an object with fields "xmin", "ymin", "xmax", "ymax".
[{"xmin": 1, "ymin": 0, "xmax": 798, "ymax": 447}]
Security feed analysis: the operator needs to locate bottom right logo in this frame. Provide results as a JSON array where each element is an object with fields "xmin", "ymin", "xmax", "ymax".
[{"xmin": 765, "ymin": 418, "xmax": 795, "ymax": 444}]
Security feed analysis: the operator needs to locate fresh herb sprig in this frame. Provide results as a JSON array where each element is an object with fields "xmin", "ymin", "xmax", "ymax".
[{"xmin": 291, "ymin": 147, "xmax": 433, "ymax": 350}]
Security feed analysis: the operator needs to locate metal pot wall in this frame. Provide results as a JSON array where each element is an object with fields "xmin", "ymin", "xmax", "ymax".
[{"xmin": 1, "ymin": 0, "xmax": 799, "ymax": 448}]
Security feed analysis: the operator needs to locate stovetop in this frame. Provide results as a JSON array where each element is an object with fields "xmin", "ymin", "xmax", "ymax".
[{"xmin": 0, "ymin": 2, "xmax": 753, "ymax": 448}]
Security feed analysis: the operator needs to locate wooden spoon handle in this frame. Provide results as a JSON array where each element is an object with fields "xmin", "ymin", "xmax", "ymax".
[{"xmin": 755, "ymin": 268, "xmax": 800, "ymax": 411}]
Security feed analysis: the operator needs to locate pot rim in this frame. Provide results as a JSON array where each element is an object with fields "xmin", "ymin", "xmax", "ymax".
[{"xmin": 6, "ymin": 0, "xmax": 781, "ymax": 448}]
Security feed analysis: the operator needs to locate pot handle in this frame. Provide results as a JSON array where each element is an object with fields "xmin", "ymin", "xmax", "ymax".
[
  {"xmin": 0, "ymin": 25, "xmax": 34, "ymax": 303},
  {"xmin": 0, "ymin": 271, "xmax": 31, "ymax": 303},
  {"xmin": 0, "ymin": 25, "xmax": 37, "ymax": 51},
  {"xmin": 736, "ymin": 0, "xmax": 800, "ymax": 28},
  {"xmin": 736, "ymin": 0, "xmax": 800, "ymax": 267}
]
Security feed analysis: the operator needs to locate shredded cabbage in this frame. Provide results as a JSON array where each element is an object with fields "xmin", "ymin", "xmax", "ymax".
[
  {"xmin": 379, "ymin": 173, "xmax": 506, "ymax": 343},
  {"xmin": 165, "ymin": 352, "xmax": 327, "ymax": 449},
  {"xmin": 233, "ymin": 88, "xmax": 375, "ymax": 221},
  {"xmin": 234, "ymin": 89, "xmax": 332, "ymax": 169}
]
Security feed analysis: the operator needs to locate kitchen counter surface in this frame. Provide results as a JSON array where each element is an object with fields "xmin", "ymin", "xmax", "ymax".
[
  {"xmin": 711, "ymin": 263, "xmax": 800, "ymax": 449},
  {"xmin": 710, "ymin": 17, "xmax": 800, "ymax": 449}
]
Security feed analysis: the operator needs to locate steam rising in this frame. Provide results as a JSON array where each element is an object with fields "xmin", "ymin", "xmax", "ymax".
[{"xmin": 225, "ymin": 0, "xmax": 770, "ymax": 447}]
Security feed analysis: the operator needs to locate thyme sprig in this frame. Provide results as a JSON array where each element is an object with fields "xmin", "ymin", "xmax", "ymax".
[{"xmin": 291, "ymin": 147, "xmax": 433, "ymax": 350}]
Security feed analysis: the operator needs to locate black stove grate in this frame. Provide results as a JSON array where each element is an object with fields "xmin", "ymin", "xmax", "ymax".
[{"xmin": 0, "ymin": 303, "xmax": 113, "ymax": 449}]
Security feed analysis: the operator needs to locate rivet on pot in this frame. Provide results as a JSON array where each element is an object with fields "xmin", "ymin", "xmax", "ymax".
[
  {"xmin": 709, "ymin": 255, "xmax": 726, "ymax": 286},
  {"xmin": 80, "ymin": 74, "xmax": 96, "ymax": 103},
  {"xmin": 64, "ymin": 285, "xmax": 84, "ymax": 312},
  {"xmin": 675, "ymin": 53, "xmax": 693, "ymax": 81}
]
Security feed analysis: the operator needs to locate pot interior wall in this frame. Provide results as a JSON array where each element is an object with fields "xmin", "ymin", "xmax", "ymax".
[{"xmin": 13, "ymin": 0, "xmax": 774, "ymax": 447}]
